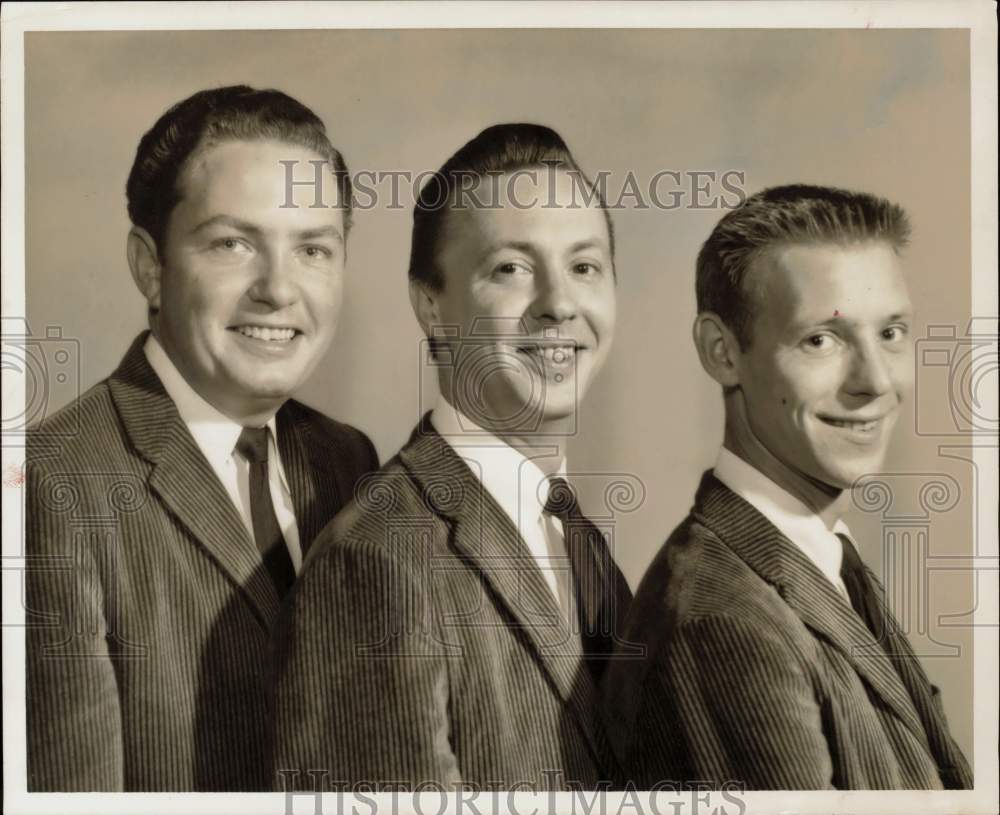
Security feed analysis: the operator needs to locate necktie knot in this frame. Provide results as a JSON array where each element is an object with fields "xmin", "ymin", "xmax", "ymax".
[
  {"xmin": 543, "ymin": 476, "xmax": 578, "ymax": 519},
  {"xmin": 236, "ymin": 426, "xmax": 270, "ymax": 464}
]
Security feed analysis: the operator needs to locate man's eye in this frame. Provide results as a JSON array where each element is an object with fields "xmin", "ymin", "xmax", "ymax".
[
  {"xmin": 302, "ymin": 245, "xmax": 332, "ymax": 259},
  {"xmin": 882, "ymin": 325, "xmax": 908, "ymax": 342},
  {"xmin": 572, "ymin": 262, "xmax": 599, "ymax": 275},
  {"xmin": 495, "ymin": 262, "xmax": 528, "ymax": 276},
  {"xmin": 212, "ymin": 237, "xmax": 250, "ymax": 253},
  {"xmin": 803, "ymin": 333, "xmax": 834, "ymax": 351}
]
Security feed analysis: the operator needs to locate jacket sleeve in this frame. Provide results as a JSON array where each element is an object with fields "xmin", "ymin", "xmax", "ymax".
[
  {"xmin": 635, "ymin": 614, "xmax": 835, "ymax": 790},
  {"xmin": 25, "ymin": 458, "xmax": 125, "ymax": 791},
  {"xmin": 272, "ymin": 533, "xmax": 461, "ymax": 790}
]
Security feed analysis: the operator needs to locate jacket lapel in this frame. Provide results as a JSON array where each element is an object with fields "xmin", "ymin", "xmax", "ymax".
[
  {"xmin": 398, "ymin": 419, "xmax": 605, "ymax": 763},
  {"xmin": 694, "ymin": 471, "xmax": 929, "ymax": 746},
  {"xmin": 108, "ymin": 334, "xmax": 280, "ymax": 629},
  {"xmin": 871, "ymin": 578, "xmax": 974, "ymax": 787},
  {"xmin": 276, "ymin": 404, "xmax": 343, "ymax": 557}
]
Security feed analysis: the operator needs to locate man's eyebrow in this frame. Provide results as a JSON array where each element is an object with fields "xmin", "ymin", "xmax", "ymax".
[
  {"xmin": 475, "ymin": 240, "xmax": 538, "ymax": 264},
  {"xmin": 190, "ymin": 215, "xmax": 262, "ymax": 236},
  {"xmin": 295, "ymin": 225, "xmax": 344, "ymax": 244},
  {"xmin": 475, "ymin": 238, "xmax": 608, "ymax": 264},
  {"xmin": 791, "ymin": 309, "xmax": 915, "ymax": 331},
  {"xmin": 189, "ymin": 216, "xmax": 343, "ymax": 244},
  {"xmin": 565, "ymin": 238, "xmax": 607, "ymax": 255}
]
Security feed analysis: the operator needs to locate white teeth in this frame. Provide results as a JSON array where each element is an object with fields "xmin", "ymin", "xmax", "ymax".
[
  {"xmin": 517, "ymin": 345, "xmax": 577, "ymax": 362},
  {"xmin": 825, "ymin": 418, "xmax": 878, "ymax": 431},
  {"xmin": 235, "ymin": 326, "xmax": 296, "ymax": 342}
]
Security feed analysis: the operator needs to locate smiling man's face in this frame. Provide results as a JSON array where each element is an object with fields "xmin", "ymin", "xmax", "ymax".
[
  {"xmin": 147, "ymin": 139, "xmax": 346, "ymax": 421},
  {"xmin": 424, "ymin": 167, "xmax": 616, "ymax": 435},
  {"xmin": 735, "ymin": 241, "xmax": 914, "ymax": 491}
]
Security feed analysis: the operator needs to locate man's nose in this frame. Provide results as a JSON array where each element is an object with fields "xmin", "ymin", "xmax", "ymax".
[
  {"xmin": 249, "ymin": 251, "xmax": 298, "ymax": 309},
  {"xmin": 845, "ymin": 340, "xmax": 894, "ymax": 398},
  {"xmin": 531, "ymin": 267, "xmax": 576, "ymax": 324}
]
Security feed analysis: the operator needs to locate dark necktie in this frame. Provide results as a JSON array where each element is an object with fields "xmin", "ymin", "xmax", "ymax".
[
  {"xmin": 236, "ymin": 426, "xmax": 295, "ymax": 597},
  {"xmin": 838, "ymin": 533, "xmax": 887, "ymax": 647},
  {"xmin": 543, "ymin": 476, "xmax": 613, "ymax": 678}
]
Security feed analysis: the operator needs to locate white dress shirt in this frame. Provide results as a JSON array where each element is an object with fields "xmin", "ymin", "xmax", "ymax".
[
  {"xmin": 714, "ymin": 447, "xmax": 851, "ymax": 597},
  {"xmin": 144, "ymin": 335, "xmax": 302, "ymax": 572},
  {"xmin": 430, "ymin": 397, "xmax": 571, "ymax": 607}
]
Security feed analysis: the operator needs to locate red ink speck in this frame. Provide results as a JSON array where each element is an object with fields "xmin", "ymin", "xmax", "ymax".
[
  {"xmin": 3, "ymin": 464, "xmax": 24, "ymax": 488},
  {"xmin": 834, "ymin": 309, "xmax": 841, "ymax": 317}
]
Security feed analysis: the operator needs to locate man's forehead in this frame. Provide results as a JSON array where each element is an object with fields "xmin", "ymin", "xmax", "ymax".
[
  {"xmin": 173, "ymin": 139, "xmax": 342, "ymax": 219},
  {"xmin": 178, "ymin": 139, "xmax": 331, "ymax": 196},
  {"xmin": 447, "ymin": 168, "xmax": 608, "ymax": 234},
  {"xmin": 463, "ymin": 166, "xmax": 601, "ymax": 209},
  {"xmin": 753, "ymin": 240, "xmax": 911, "ymax": 322},
  {"xmin": 441, "ymin": 201, "xmax": 610, "ymax": 261}
]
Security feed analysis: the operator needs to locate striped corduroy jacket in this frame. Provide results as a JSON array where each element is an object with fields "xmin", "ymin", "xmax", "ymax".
[
  {"xmin": 26, "ymin": 333, "xmax": 378, "ymax": 791},
  {"xmin": 272, "ymin": 418, "xmax": 633, "ymax": 790},
  {"xmin": 601, "ymin": 471, "xmax": 973, "ymax": 790}
]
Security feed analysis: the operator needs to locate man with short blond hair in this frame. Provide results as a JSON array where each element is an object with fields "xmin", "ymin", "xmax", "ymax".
[{"xmin": 603, "ymin": 184, "xmax": 972, "ymax": 790}]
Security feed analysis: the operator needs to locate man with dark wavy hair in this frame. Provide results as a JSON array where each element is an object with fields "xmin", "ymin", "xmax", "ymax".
[
  {"xmin": 26, "ymin": 85, "xmax": 377, "ymax": 791},
  {"xmin": 273, "ymin": 123, "xmax": 631, "ymax": 790},
  {"xmin": 603, "ymin": 184, "xmax": 972, "ymax": 790}
]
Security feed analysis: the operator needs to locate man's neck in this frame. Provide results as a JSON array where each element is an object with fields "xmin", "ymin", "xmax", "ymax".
[
  {"xmin": 433, "ymin": 396, "xmax": 568, "ymax": 476},
  {"xmin": 495, "ymin": 433, "xmax": 566, "ymax": 477},
  {"xmin": 722, "ymin": 419, "xmax": 847, "ymax": 529}
]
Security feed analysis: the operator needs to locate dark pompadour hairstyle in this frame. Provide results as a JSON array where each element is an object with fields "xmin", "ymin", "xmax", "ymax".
[
  {"xmin": 407, "ymin": 123, "xmax": 614, "ymax": 291},
  {"xmin": 126, "ymin": 85, "xmax": 352, "ymax": 255},
  {"xmin": 696, "ymin": 183, "xmax": 911, "ymax": 348}
]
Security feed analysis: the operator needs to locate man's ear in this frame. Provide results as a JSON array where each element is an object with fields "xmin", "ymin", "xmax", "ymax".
[
  {"xmin": 126, "ymin": 226, "xmax": 163, "ymax": 310},
  {"xmin": 692, "ymin": 312, "xmax": 742, "ymax": 388},
  {"xmin": 408, "ymin": 279, "xmax": 440, "ymax": 338}
]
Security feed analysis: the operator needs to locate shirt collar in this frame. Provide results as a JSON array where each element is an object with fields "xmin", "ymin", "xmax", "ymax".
[
  {"xmin": 430, "ymin": 396, "xmax": 565, "ymax": 531},
  {"xmin": 714, "ymin": 447, "xmax": 852, "ymax": 587},
  {"xmin": 143, "ymin": 334, "xmax": 279, "ymax": 471}
]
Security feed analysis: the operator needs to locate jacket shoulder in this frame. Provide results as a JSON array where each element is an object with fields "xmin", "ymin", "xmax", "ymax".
[
  {"xmin": 304, "ymin": 453, "xmax": 438, "ymax": 565},
  {"xmin": 284, "ymin": 399, "xmax": 377, "ymax": 466},
  {"xmin": 630, "ymin": 512, "xmax": 796, "ymax": 639},
  {"xmin": 26, "ymin": 377, "xmax": 129, "ymax": 469}
]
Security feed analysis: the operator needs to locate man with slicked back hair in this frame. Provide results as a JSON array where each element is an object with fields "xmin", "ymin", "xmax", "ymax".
[
  {"xmin": 274, "ymin": 123, "xmax": 632, "ymax": 790},
  {"xmin": 26, "ymin": 85, "xmax": 377, "ymax": 791}
]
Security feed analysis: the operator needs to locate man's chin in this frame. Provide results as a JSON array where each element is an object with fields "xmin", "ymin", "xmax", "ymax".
[
  {"xmin": 813, "ymin": 460, "xmax": 887, "ymax": 493},
  {"xmin": 230, "ymin": 376, "xmax": 301, "ymax": 406}
]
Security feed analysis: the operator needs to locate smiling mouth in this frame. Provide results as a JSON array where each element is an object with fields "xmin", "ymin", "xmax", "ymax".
[
  {"xmin": 515, "ymin": 343, "xmax": 583, "ymax": 374},
  {"xmin": 512, "ymin": 342, "xmax": 580, "ymax": 365},
  {"xmin": 230, "ymin": 325, "xmax": 300, "ymax": 342},
  {"xmin": 819, "ymin": 416, "xmax": 883, "ymax": 433}
]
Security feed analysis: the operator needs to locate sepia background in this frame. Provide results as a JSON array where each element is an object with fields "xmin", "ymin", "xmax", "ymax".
[{"xmin": 24, "ymin": 29, "xmax": 976, "ymax": 759}]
